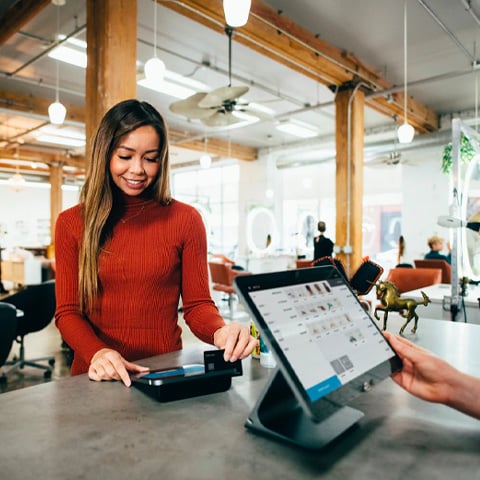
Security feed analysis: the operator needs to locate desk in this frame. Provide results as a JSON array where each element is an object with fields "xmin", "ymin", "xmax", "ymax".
[
  {"xmin": 0, "ymin": 259, "xmax": 42, "ymax": 288},
  {"xmin": 0, "ymin": 317, "xmax": 479, "ymax": 480},
  {"xmin": 404, "ymin": 283, "xmax": 480, "ymax": 324}
]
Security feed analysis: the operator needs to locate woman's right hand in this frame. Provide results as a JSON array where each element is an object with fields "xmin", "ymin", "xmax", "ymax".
[
  {"xmin": 383, "ymin": 331, "xmax": 453, "ymax": 404},
  {"xmin": 89, "ymin": 348, "xmax": 149, "ymax": 387}
]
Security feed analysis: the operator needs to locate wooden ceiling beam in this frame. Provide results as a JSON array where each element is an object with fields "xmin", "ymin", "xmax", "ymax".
[
  {"xmin": 169, "ymin": 131, "xmax": 257, "ymax": 161},
  {"xmin": 0, "ymin": 89, "xmax": 257, "ymax": 163},
  {"xmin": 0, "ymin": 88, "xmax": 86, "ymax": 124},
  {"xmin": 163, "ymin": 0, "xmax": 439, "ymax": 133},
  {"xmin": 0, "ymin": 0, "xmax": 51, "ymax": 46},
  {"xmin": 0, "ymin": 147, "xmax": 85, "ymax": 170}
]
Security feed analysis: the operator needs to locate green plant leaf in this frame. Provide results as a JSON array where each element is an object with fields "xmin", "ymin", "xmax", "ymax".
[{"xmin": 441, "ymin": 134, "xmax": 477, "ymax": 174}]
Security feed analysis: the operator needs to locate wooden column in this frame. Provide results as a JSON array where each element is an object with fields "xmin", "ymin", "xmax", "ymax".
[
  {"xmin": 49, "ymin": 163, "xmax": 63, "ymax": 242},
  {"xmin": 335, "ymin": 86, "xmax": 365, "ymax": 275},
  {"xmin": 85, "ymin": 0, "xmax": 137, "ymax": 161}
]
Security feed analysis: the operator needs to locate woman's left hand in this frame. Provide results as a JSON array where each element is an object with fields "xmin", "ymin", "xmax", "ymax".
[{"xmin": 213, "ymin": 322, "xmax": 258, "ymax": 362}]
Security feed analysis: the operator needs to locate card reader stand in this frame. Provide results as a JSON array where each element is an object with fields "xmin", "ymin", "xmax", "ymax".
[
  {"xmin": 245, "ymin": 368, "xmax": 364, "ymax": 450},
  {"xmin": 133, "ymin": 372, "xmax": 233, "ymax": 402},
  {"xmin": 132, "ymin": 349, "xmax": 243, "ymax": 402}
]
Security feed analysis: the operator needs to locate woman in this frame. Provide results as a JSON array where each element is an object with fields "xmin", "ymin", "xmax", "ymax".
[
  {"xmin": 55, "ymin": 99, "xmax": 257, "ymax": 386},
  {"xmin": 424, "ymin": 235, "xmax": 451, "ymax": 264}
]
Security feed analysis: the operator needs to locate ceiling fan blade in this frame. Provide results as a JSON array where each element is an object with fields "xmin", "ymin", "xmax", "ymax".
[
  {"xmin": 198, "ymin": 86, "xmax": 249, "ymax": 108},
  {"xmin": 169, "ymin": 92, "xmax": 216, "ymax": 119},
  {"xmin": 201, "ymin": 112, "xmax": 244, "ymax": 127}
]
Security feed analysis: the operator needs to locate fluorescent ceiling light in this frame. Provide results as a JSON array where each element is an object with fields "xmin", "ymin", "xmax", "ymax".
[
  {"xmin": 232, "ymin": 111, "xmax": 259, "ymax": 123},
  {"xmin": 247, "ymin": 102, "xmax": 276, "ymax": 116},
  {"xmin": 48, "ymin": 45, "xmax": 87, "ymax": 69},
  {"xmin": 138, "ymin": 71, "xmax": 208, "ymax": 99},
  {"xmin": 36, "ymin": 134, "xmax": 85, "ymax": 147},
  {"xmin": 39, "ymin": 125, "xmax": 85, "ymax": 140},
  {"xmin": 48, "ymin": 37, "xmax": 210, "ymax": 100},
  {"xmin": 275, "ymin": 119, "xmax": 319, "ymax": 138},
  {"xmin": 138, "ymin": 77, "xmax": 196, "ymax": 99},
  {"xmin": 164, "ymin": 70, "xmax": 208, "ymax": 90}
]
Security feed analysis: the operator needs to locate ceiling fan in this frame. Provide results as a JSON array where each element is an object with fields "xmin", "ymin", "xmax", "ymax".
[
  {"xmin": 366, "ymin": 123, "xmax": 416, "ymax": 167},
  {"xmin": 169, "ymin": 27, "xmax": 273, "ymax": 127}
]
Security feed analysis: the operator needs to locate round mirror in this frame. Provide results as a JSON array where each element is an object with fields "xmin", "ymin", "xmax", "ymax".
[
  {"xmin": 246, "ymin": 207, "xmax": 277, "ymax": 254},
  {"xmin": 297, "ymin": 212, "xmax": 316, "ymax": 248}
]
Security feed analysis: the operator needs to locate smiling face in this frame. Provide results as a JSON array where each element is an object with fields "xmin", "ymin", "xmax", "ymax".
[{"xmin": 109, "ymin": 125, "xmax": 161, "ymax": 196}]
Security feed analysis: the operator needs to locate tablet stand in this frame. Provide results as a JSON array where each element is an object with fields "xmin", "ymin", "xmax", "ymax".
[{"xmin": 245, "ymin": 368, "xmax": 364, "ymax": 450}]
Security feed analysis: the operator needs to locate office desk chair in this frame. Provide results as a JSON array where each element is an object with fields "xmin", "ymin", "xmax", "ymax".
[
  {"xmin": 413, "ymin": 259, "xmax": 451, "ymax": 283},
  {"xmin": 1, "ymin": 279, "xmax": 56, "ymax": 380},
  {"xmin": 0, "ymin": 302, "xmax": 17, "ymax": 377},
  {"xmin": 386, "ymin": 267, "xmax": 442, "ymax": 294},
  {"xmin": 208, "ymin": 261, "xmax": 251, "ymax": 319}
]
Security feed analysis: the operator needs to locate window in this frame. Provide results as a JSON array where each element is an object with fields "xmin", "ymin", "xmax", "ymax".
[{"xmin": 172, "ymin": 164, "xmax": 240, "ymax": 256}]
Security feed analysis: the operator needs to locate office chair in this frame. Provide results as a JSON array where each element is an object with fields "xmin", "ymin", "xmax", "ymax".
[
  {"xmin": 413, "ymin": 259, "xmax": 451, "ymax": 283},
  {"xmin": 1, "ymin": 279, "xmax": 56, "ymax": 380},
  {"xmin": 386, "ymin": 267, "xmax": 442, "ymax": 294},
  {"xmin": 208, "ymin": 261, "xmax": 251, "ymax": 319},
  {"xmin": 0, "ymin": 302, "xmax": 17, "ymax": 377}
]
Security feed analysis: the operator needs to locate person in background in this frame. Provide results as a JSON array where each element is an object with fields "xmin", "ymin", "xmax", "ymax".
[
  {"xmin": 54, "ymin": 99, "xmax": 257, "ymax": 387},
  {"xmin": 424, "ymin": 235, "xmax": 451, "ymax": 264},
  {"xmin": 313, "ymin": 220, "xmax": 334, "ymax": 261},
  {"xmin": 384, "ymin": 332, "xmax": 480, "ymax": 420}
]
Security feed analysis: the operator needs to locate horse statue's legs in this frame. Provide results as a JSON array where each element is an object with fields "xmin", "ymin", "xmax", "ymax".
[
  {"xmin": 374, "ymin": 306, "xmax": 390, "ymax": 330},
  {"xmin": 399, "ymin": 309, "xmax": 419, "ymax": 335}
]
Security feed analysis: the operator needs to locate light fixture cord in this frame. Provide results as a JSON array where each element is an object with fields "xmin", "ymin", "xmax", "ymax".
[
  {"xmin": 403, "ymin": 0, "xmax": 408, "ymax": 123},
  {"xmin": 55, "ymin": 4, "xmax": 60, "ymax": 102},
  {"xmin": 225, "ymin": 26, "xmax": 233, "ymax": 87},
  {"xmin": 475, "ymin": 42, "xmax": 478, "ymax": 132},
  {"xmin": 153, "ymin": 0, "xmax": 158, "ymax": 58}
]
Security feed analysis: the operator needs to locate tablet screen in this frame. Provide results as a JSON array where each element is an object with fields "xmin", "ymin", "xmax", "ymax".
[{"xmin": 234, "ymin": 266, "xmax": 402, "ymax": 421}]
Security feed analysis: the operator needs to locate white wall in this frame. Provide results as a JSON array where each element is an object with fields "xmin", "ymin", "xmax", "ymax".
[
  {"xmin": 0, "ymin": 144, "xmax": 452, "ymax": 271},
  {"xmin": 401, "ymin": 145, "xmax": 451, "ymax": 263}
]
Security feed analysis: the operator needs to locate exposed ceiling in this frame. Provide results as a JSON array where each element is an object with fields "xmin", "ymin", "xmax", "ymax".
[{"xmin": 1, "ymin": 0, "xmax": 480, "ymax": 178}]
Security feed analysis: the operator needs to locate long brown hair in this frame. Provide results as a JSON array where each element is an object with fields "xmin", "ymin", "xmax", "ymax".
[{"xmin": 78, "ymin": 99, "xmax": 171, "ymax": 313}]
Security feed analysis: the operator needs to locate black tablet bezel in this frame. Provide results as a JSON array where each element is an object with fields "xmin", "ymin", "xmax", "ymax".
[{"xmin": 234, "ymin": 265, "xmax": 402, "ymax": 423}]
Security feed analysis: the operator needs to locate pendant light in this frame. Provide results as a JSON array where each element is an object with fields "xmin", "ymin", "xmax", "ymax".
[
  {"xmin": 9, "ymin": 165, "xmax": 26, "ymax": 192},
  {"xmin": 144, "ymin": 0, "xmax": 166, "ymax": 82},
  {"xmin": 397, "ymin": 0, "xmax": 415, "ymax": 144},
  {"xmin": 223, "ymin": 0, "xmax": 251, "ymax": 27},
  {"xmin": 199, "ymin": 138, "xmax": 212, "ymax": 169},
  {"xmin": 48, "ymin": 3, "xmax": 67, "ymax": 125}
]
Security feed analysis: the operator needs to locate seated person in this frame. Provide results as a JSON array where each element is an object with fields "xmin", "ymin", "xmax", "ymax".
[{"xmin": 424, "ymin": 235, "xmax": 451, "ymax": 264}]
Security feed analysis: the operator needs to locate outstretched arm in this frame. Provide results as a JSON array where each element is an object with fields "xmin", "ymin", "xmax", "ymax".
[{"xmin": 384, "ymin": 332, "xmax": 480, "ymax": 419}]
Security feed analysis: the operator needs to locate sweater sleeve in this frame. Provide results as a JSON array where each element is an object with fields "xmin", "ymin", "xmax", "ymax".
[
  {"xmin": 179, "ymin": 206, "xmax": 225, "ymax": 344},
  {"xmin": 54, "ymin": 209, "xmax": 110, "ymax": 366}
]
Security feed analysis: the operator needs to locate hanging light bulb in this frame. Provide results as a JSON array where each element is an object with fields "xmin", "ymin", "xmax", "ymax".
[
  {"xmin": 200, "ymin": 153, "xmax": 212, "ymax": 169},
  {"xmin": 9, "ymin": 166, "xmax": 26, "ymax": 192},
  {"xmin": 144, "ymin": 0, "xmax": 166, "ymax": 82},
  {"xmin": 223, "ymin": 0, "xmax": 251, "ymax": 27},
  {"xmin": 48, "ymin": 101, "xmax": 67, "ymax": 125},
  {"xmin": 48, "ymin": 4, "xmax": 67, "ymax": 125},
  {"xmin": 397, "ymin": 0, "xmax": 414, "ymax": 144},
  {"xmin": 397, "ymin": 121, "xmax": 415, "ymax": 144},
  {"xmin": 200, "ymin": 137, "xmax": 212, "ymax": 168}
]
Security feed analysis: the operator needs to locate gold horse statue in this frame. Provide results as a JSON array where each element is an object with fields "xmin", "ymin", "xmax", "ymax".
[{"xmin": 374, "ymin": 280, "xmax": 430, "ymax": 334}]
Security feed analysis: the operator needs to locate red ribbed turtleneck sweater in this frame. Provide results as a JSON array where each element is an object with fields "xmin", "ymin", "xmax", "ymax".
[{"xmin": 54, "ymin": 195, "xmax": 225, "ymax": 375}]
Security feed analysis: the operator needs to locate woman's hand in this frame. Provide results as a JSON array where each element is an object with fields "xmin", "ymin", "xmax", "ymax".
[
  {"xmin": 383, "ymin": 331, "xmax": 453, "ymax": 404},
  {"xmin": 89, "ymin": 348, "xmax": 149, "ymax": 387},
  {"xmin": 213, "ymin": 322, "xmax": 258, "ymax": 362}
]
